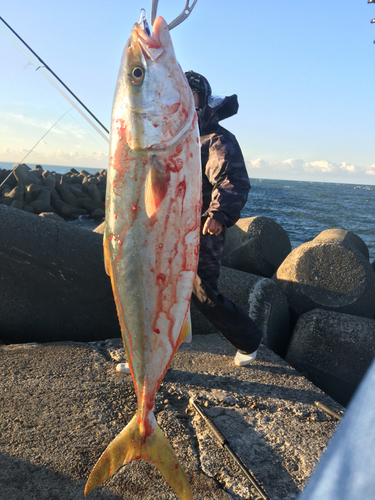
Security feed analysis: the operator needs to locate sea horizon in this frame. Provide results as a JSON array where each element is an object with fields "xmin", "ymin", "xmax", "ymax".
[
  {"xmin": 1, "ymin": 161, "xmax": 374, "ymax": 261},
  {"xmin": 1, "ymin": 161, "xmax": 374, "ymax": 188}
]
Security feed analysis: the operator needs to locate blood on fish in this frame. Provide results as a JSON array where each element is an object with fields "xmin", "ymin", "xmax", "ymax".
[
  {"xmin": 176, "ymin": 180, "xmax": 187, "ymax": 206},
  {"xmin": 88, "ymin": 16, "xmax": 202, "ymax": 500}
]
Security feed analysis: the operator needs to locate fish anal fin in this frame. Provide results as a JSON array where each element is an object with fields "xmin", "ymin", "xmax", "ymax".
[
  {"xmin": 84, "ymin": 414, "xmax": 192, "ymax": 500},
  {"xmin": 145, "ymin": 155, "xmax": 170, "ymax": 217},
  {"xmin": 103, "ymin": 236, "xmax": 111, "ymax": 276},
  {"xmin": 178, "ymin": 309, "xmax": 192, "ymax": 346}
]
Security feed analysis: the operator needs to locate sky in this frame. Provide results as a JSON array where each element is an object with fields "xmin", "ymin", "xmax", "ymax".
[{"xmin": 0, "ymin": 0, "xmax": 374, "ymax": 184}]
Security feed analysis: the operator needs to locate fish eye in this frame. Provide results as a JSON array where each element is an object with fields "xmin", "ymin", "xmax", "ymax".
[
  {"xmin": 132, "ymin": 67, "xmax": 143, "ymax": 79},
  {"xmin": 128, "ymin": 66, "xmax": 145, "ymax": 85}
]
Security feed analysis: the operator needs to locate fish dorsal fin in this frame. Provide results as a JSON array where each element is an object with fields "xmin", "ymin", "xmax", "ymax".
[{"xmin": 145, "ymin": 155, "xmax": 170, "ymax": 217}]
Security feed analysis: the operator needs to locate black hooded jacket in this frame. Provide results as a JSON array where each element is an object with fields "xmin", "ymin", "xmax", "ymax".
[{"xmin": 199, "ymin": 94, "xmax": 251, "ymax": 229}]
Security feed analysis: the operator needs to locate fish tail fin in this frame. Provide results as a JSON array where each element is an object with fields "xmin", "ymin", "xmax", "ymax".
[{"xmin": 84, "ymin": 414, "xmax": 192, "ymax": 500}]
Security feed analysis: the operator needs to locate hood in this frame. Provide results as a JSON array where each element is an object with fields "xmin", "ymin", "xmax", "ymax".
[
  {"xmin": 184, "ymin": 70, "xmax": 239, "ymax": 133},
  {"xmin": 199, "ymin": 94, "xmax": 239, "ymax": 132}
]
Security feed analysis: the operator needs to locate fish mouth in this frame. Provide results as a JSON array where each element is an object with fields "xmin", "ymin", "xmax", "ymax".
[{"xmin": 133, "ymin": 16, "xmax": 166, "ymax": 61}]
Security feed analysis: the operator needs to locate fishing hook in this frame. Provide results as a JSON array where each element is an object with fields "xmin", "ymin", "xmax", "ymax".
[
  {"xmin": 150, "ymin": 0, "xmax": 198, "ymax": 30},
  {"xmin": 139, "ymin": 8, "xmax": 151, "ymax": 36}
]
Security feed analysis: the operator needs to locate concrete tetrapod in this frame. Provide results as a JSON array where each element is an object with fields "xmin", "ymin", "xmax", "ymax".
[
  {"xmin": 0, "ymin": 165, "xmax": 106, "ymax": 219},
  {"xmin": 272, "ymin": 229, "xmax": 375, "ymax": 323},
  {"xmin": 190, "ymin": 266, "xmax": 290, "ymax": 357},
  {"xmin": 286, "ymin": 308, "xmax": 375, "ymax": 406},
  {"xmin": 0, "ymin": 204, "xmax": 120, "ymax": 344},
  {"xmin": 222, "ymin": 216, "xmax": 292, "ymax": 278}
]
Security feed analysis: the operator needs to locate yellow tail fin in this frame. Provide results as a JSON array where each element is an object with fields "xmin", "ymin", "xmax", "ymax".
[{"xmin": 84, "ymin": 413, "xmax": 192, "ymax": 499}]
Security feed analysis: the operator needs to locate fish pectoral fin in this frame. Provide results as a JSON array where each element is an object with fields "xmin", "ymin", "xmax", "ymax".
[
  {"xmin": 84, "ymin": 413, "xmax": 192, "ymax": 500},
  {"xmin": 178, "ymin": 309, "xmax": 192, "ymax": 345},
  {"xmin": 145, "ymin": 155, "xmax": 170, "ymax": 218}
]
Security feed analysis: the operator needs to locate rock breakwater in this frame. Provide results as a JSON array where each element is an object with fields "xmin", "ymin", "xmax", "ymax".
[
  {"xmin": 1, "ymin": 164, "xmax": 375, "ymax": 407},
  {"xmin": 0, "ymin": 164, "xmax": 106, "ymax": 220}
]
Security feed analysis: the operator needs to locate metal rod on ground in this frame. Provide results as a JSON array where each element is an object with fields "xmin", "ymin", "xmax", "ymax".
[
  {"xmin": 314, "ymin": 401, "xmax": 343, "ymax": 421},
  {"xmin": 189, "ymin": 397, "xmax": 271, "ymax": 500}
]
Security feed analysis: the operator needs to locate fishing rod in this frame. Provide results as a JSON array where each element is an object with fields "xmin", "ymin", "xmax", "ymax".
[{"xmin": 0, "ymin": 16, "xmax": 109, "ymax": 141}]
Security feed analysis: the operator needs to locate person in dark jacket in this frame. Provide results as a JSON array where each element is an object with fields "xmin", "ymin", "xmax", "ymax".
[{"xmin": 185, "ymin": 71, "xmax": 263, "ymax": 366}]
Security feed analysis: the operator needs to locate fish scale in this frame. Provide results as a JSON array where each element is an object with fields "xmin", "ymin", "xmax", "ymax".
[{"xmin": 85, "ymin": 15, "xmax": 201, "ymax": 500}]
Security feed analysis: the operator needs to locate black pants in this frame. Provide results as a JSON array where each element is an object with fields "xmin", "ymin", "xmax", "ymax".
[{"xmin": 192, "ymin": 231, "xmax": 263, "ymax": 354}]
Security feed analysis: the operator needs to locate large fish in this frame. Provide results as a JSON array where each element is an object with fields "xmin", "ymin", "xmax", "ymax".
[{"xmin": 84, "ymin": 15, "xmax": 201, "ymax": 500}]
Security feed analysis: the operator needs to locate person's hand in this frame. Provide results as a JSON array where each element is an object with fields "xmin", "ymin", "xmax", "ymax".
[{"xmin": 202, "ymin": 217, "xmax": 223, "ymax": 236}]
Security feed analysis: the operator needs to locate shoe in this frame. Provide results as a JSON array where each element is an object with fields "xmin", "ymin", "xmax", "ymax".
[
  {"xmin": 116, "ymin": 363, "xmax": 130, "ymax": 374},
  {"xmin": 234, "ymin": 350, "xmax": 258, "ymax": 366}
]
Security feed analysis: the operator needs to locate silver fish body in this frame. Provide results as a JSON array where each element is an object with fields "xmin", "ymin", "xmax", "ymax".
[{"xmin": 85, "ymin": 16, "xmax": 201, "ymax": 500}]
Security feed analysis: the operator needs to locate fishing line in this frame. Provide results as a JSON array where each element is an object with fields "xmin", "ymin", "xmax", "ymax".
[
  {"xmin": 3, "ymin": 40, "xmax": 109, "ymax": 156},
  {"xmin": 0, "ymin": 108, "xmax": 72, "ymax": 189},
  {"xmin": 0, "ymin": 16, "xmax": 109, "ymax": 136},
  {"xmin": 0, "ymin": 20, "xmax": 109, "ymax": 144}
]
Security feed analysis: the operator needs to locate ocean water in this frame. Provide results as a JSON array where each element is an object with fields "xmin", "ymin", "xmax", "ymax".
[
  {"xmin": 1, "ymin": 162, "xmax": 374, "ymax": 261},
  {"xmin": 243, "ymin": 178, "xmax": 375, "ymax": 262}
]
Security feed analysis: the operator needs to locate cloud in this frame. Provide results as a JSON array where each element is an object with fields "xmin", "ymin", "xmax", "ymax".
[
  {"xmin": 0, "ymin": 145, "xmax": 108, "ymax": 169},
  {"xmin": 246, "ymin": 158, "xmax": 372, "ymax": 182},
  {"xmin": 0, "ymin": 110, "xmax": 95, "ymax": 142},
  {"xmin": 0, "ymin": 111, "xmax": 50, "ymax": 131},
  {"xmin": 365, "ymin": 164, "xmax": 375, "ymax": 176},
  {"xmin": 306, "ymin": 160, "xmax": 336, "ymax": 173}
]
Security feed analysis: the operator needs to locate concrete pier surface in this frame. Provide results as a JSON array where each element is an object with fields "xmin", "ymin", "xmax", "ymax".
[{"xmin": 0, "ymin": 334, "xmax": 343, "ymax": 500}]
